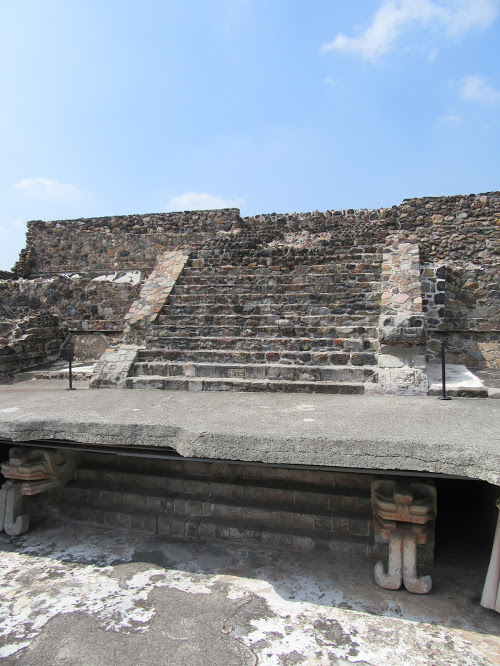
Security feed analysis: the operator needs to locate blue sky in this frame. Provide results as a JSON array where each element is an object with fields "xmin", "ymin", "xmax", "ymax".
[{"xmin": 1, "ymin": 0, "xmax": 499, "ymax": 270}]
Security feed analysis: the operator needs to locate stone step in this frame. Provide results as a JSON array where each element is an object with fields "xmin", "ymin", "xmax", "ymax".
[
  {"xmin": 57, "ymin": 500, "xmax": 159, "ymax": 533},
  {"xmin": 175, "ymin": 276, "xmax": 381, "ymax": 289},
  {"xmin": 160, "ymin": 306, "xmax": 379, "ymax": 319},
  {"xmin": 73, "ymin": 463, "xmax": 372, "ymax": 501},
  {"xmin": 125, "ymin": 375, "xmax": 371, "ymax": 393},
  {"xmin": 57, "ymin": 501, "xmax": 372, "ymax": 555},
  {"xmin": 137, "ymin": 348, "xmax": 360, "ymax": 365},
  {"xmin": 170, "ymin": 281, "xmax": 381, "ymax": 295},
  {"xmin": 144, "ymin": 335, "xmax": 378, "ymax": 357},
  {"xmin": 133, "ymin": 361, "xmax": 376, "ymax": 382},
  {"xmin": 153, "ymin": 315, "xmax": 378, "ymax": 331},
  {"xmin": 75, "ymin": 455, "xmax": 372, "ymax": 486},
  {"xmin": 53, "ymin": 454, "xmax": 378, "ymax": 554},
  {"xmin": 61, "ymin": 479, "xmax": 370, "ymax": 533},
  {"xmin": 56, "ymin": 463, "xmax": 374, "ymax": 554},
  {"xmin": 181, "ymin": 262, "xmax": 382, "ymax": 278},
  {"xmin": 151, "ymin": 325, "xmax": 379, "ymax": 345},
  {"xmin": 73, "ymin": 463, "xmax": 372, "ymax": 497},
  {"xmin": 166, "ymin": 292, "xmax": 380, "ymax": 305}
]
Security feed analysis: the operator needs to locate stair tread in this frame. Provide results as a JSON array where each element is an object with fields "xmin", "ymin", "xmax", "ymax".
[
  {"xmin": 64, "ymin": 481, "xmax": 369, "ymax": 518},
  {"xmin": 134, "ymin": 361, "xmax": 373, "ymax": 370},
  {"xmin": 129, "ymin": 374, "xmax": 371, "ymax": 383},
  {"xmin": 146, "ymin": 335, "xmax": 375, "ymax": 342}
]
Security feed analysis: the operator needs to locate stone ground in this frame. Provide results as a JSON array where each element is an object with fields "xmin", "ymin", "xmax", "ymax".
[{"xmin": 1, "ymin": 518, "xmax": 499, "ymax": 665}]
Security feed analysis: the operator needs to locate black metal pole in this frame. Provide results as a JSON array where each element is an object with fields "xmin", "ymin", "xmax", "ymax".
[
  {"xmin": 66, "ymin": 343, "xmax": 76, "ymax": 391},
  {"xmin": 439, "ymin": 337, "xmax": 451, "ymax": 400}
]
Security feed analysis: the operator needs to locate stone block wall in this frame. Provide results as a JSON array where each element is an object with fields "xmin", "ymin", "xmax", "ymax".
[
  {"xmin": 397, "ymin": 192, "xmax": 499, "ymax": 265},
  {"xmin": 407, "ymin": 193, "xmax": 500, "ymax": 368},
  {"xmin": 0, "ymin": 274, "xmax": 141, "ymax": 332},
  {"xmin": 434, "ymin": 266, "xmax": 500, "ymax": 368},
  {"xmin": 0, "ymin": 273, "xmax": 142, "ymax": 376},
  {"xmin": 2, "ymin": 191, "xmax": 500, "ymax": 376},
  {"xmin": 0, "ymin": 313, "xmax": 67, "ymax": 375},
  {"xmin": 12, "ymin": 209, "xmax": 240, "ymax": 277}
]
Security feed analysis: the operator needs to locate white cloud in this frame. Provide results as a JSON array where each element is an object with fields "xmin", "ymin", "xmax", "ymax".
[
  {"xmin": 460, "ymin": 74, "xmax": 500, "ymax": 105},
  {"xmin": 438, "ymin": 113, "xmax": 462, "ymax": 126},
  {"xmin": 166, "ymin": 192, "xmax": 246, "ymax": 212},
  {"xmin": 324, "ymin": 76, "xmax": 338, "ymax": 86},
  {"xmin": 322, "ymin": 0, "xmax": 499, "ymax": 60},
  {"xmin": 13, "ymin": 177, "xmax": 80, "ymax": 201}
]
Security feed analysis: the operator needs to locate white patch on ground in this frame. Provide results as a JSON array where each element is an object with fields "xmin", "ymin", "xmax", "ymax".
[
  {"xmin": 0, "ymin": 553, "xmax": 212, "ymax": 658},
  {"xmin": 0, "ymin": 407, "xmax": 19, "ymax": 413}
]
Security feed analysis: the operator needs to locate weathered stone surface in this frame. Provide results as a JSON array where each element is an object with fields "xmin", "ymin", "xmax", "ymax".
[
  {"xmin": 2, "ymin": 191, "xmax": 499, "ymax": 386},
  {"xmin": 1, "ymin": 447, "xmax": 77, "ymax": 495},
  {"xmin": 89, "ymin": 345, "xmax": 140, "ymax": 388},
  {"xmin": 0, "ymin": 386, "xmax": 499, "ymax": 486},
  {"xmin": 379, "ymin": 314, "xmax": 426, "ymax": 346},
  {"xmin": 122, "ymin": 251, "xmax": 190, "ymax": 343},
  {"xmin": 0, "ymin": 481, "xmax": 28, "ymax": 536}
]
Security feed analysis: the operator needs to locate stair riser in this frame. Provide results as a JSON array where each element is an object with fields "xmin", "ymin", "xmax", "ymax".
[
  {"xmin": 63, "ymin": 485, "xmax": 162, "ymax": 512},
  {"xmin": 126, "ymin": 378, "xmax": 367, "ymax": 393},
  {"xmin": 137, "ymin": 350, "xmax": 367, "ymax": 365},
  {"xmin": 170, "ymin": 283, "xmax": 381, "ymax": 296},
  {"xmin": 74, "ymin": 469, "xmax": 372, "ymax": 511},
  {"xmin": 133, "ymin": 362, "xmax": 375, "ymax": 382},
  {"xmin": 62, "ymin": 484, "xmax": 370, "ymax": 534},
  {"xmin": 57, "ymin": 503, "xmax": 373, "ymax": 556},
  {"xmin": 146, "ymin": 338, "xmax": 378, "ymax": 356},
  {"xmin": 164, "ymin": 498, "xmax": 371, "ymax": 535},
  {"xmin": 175, "ymin": 272, "xmax": 381, "ymax": 281},
  {"xmin": 153, "ymin": 316, "xmax": 378, "ymax": 331},
  {"xmin": 75, "ymin": 456, "xmax": 374, "ymax": 491},
  {"xmin": 162, "ymin": 305, "xmax": 378, "ymax": 316},
  {"xmin": 180, "ymin": 270, "xmax": 381, "ymax": 280},
  {"xmin": 152, "ymin": 326, "xmax": 379, "ymax": 344},
  {"xmin": 57, "ymin": 504, "xmax": 158, "ymax": 533},
  {"xmin": 166, "ymin": 294, "xmax": 380, "ymax": 306},
  {"xmin": 182, "ymin": 265, "xmax": 382, "ymax": 278}
]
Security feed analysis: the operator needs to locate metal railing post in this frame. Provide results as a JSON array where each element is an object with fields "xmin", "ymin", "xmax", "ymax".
[
  {"xmin": 439, "ymin": 336, "xmax": 451, "ymax": 401},
  {"xmin": 66, "ymin": 343, "xmax": 76, "ymax": 391}
]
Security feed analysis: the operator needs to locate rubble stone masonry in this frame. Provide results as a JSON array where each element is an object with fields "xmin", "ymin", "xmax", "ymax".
[{"xmin": 1, "ymin": 192, "xmax": 499, "ymax": 379}]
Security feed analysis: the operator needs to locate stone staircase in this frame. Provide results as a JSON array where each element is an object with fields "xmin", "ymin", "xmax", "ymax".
[
  {"xmin": 54, "ymin": 453, "xmax": 377, "ymax": 557},
  {"xmin": 125, "ymin": 257, "xmax": 382, "ymax": 393}
]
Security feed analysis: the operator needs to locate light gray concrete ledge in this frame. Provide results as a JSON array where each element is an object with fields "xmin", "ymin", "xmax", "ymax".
[{"xmin": 0, "ymin": 380, "xmax": 499, "ymax": 485}]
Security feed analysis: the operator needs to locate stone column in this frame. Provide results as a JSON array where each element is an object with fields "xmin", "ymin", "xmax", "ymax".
[
  {"xmin": 372, "ymin": 479, "xmax": 436, "ymax": 594},
  {"xmin": 375, "ymin": 233, "xmax": 428, "ymax": 395}
]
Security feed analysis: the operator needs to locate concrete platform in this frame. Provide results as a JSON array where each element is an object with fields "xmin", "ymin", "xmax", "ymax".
[{"xmin": 0, "ymin": 379, "xmax": 499, "ymax": 486}]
